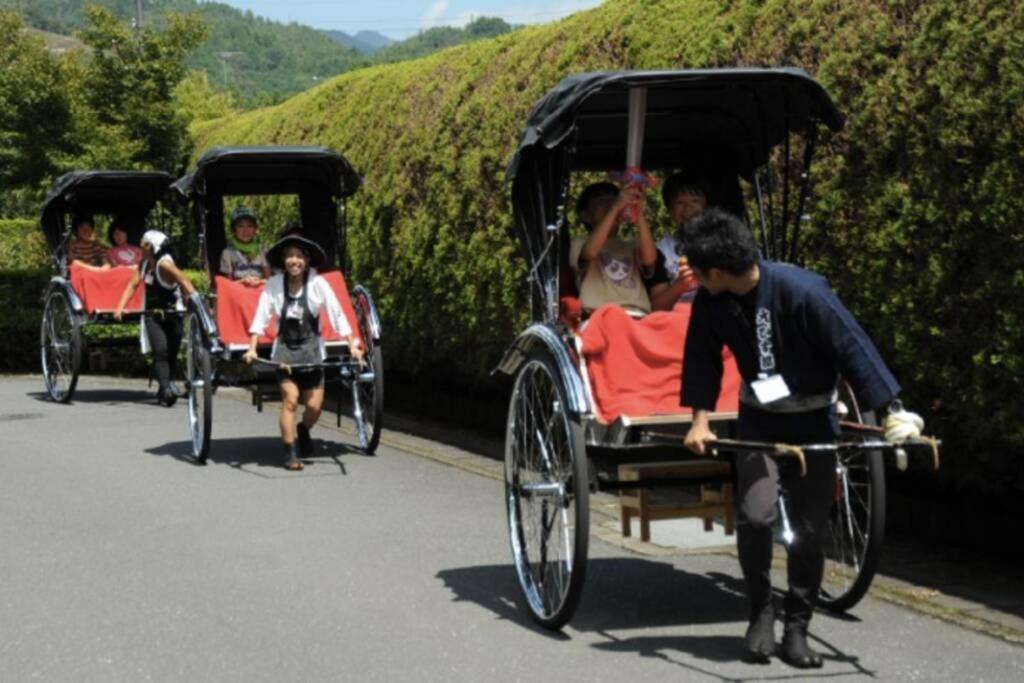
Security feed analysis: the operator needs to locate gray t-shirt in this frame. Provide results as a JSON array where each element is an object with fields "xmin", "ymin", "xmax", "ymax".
[{"xmin": 219, "ymin": 246, "xmax": 268, "ymax": 280}]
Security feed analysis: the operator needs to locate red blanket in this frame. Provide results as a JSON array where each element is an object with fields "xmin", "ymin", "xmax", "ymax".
[
  {"xmin": 214, "ymin": 272, "xmax": 363, "ymax": 347},
  {"xmin": 579, "ymin": 304, "xmax": 741, "ymax": 424},
  {"xmin": 69, "ymin": 264, "xmax": 143, "ymax": 314}
]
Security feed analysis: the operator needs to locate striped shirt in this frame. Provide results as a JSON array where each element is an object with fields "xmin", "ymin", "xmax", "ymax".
[{"xmin": 68, "ymin": 239, "xmax": 109, "ymax": 267}]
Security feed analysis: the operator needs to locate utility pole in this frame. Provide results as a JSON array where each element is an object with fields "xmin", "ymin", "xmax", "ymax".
[{"xmin": 134, "ymin": 0, "xmax": 144, "ymax": 37}]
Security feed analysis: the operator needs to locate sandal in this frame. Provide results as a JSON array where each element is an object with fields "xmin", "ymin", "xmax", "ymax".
[{"xmin": 283, "ymin": 444, "xmax": 304, "ymax": 471}]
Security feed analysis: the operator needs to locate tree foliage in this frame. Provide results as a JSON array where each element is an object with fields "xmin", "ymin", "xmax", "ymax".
[{"xmin": 0, "ymin": 12, "xmax": 76, "ymax": 188}]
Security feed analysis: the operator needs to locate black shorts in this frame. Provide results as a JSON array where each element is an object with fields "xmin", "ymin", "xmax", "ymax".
[{"xmin": 277, "ymin": 367, "xmax": 324, "ymax": 391}]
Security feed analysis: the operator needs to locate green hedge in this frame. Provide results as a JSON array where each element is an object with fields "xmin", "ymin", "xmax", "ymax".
[
  {"xmin": 0, "ymin": 219, "xmax": 49, "ymax": 270},
  {"xmin": 187, "ymin": 0, "xmax": 1024, "ymax": 548}
]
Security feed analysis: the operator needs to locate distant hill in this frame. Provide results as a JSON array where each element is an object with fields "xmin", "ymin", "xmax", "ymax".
[
  {"xmin": 369, "ymin": 16, "xmax": 514, "ymax": 65},
  {"xmin": 0, "ymin": 0, "xmax": 363, "ymax": 105},
  {"xmin": 1, "ymin": 1, "xmax": 518, "ymax": 105},
  {"xmin": 323, "ymin": 29, "xmax": 393, "ymax": 54}
]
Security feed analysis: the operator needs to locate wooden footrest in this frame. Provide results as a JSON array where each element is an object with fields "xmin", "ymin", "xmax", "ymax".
[{"xmin": 618, "ymin": 460, "xmax": 736, "ymax": 542}]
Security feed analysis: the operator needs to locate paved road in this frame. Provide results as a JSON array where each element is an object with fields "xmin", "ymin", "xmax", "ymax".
[{"xmin": 1, "ymin": 376, "xmax": 1021, "ymax": 681}]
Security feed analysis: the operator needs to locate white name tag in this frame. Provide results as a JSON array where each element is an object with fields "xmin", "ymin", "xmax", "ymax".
[{"xmin": 750, "ymin": 374, "xmax": 791, "ymax": 405}]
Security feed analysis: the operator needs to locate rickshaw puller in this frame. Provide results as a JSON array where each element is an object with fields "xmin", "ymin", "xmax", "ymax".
[
  {"xmin": 679, "ymin": 209, "xmax": 923, "ymax": 668},
  {"xmin": 114, "ymin": 230, "xmax": 196, "ymax": 406},
  {"xmin": 244, "ymin": 233, "xmax": 364, "ymax": 470}
]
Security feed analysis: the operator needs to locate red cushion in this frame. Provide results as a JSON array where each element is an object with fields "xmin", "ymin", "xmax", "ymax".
[
  {"xmin": 213, "ymin": 273, "xmax": 363, "ymax": 347},
  {"xmin": 578, "ymin": 303, "xmax": 741, "ymax": 424},
  {"xmin": 69, "ymin": 264, "xmax": 143, "ymax": 314}
]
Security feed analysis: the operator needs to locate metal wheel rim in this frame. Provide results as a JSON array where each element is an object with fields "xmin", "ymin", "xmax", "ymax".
[
  {"xmin": 186, "ymin": 315, "xmax": 207, "ymax": 458},
  {"xmin": 354, "ymin": 350, "xmax": 376, "ymax": 450},
  {"xmin": 506, "ymin": 359, "xmax": 579, "ymax": 621},
  {"xmin": 40, "ymin": 293, "xmax": 76, "ymax": 401},
  {"xmin": 820, "ymin": 453, "xmax": 873, "ymax": 600}
]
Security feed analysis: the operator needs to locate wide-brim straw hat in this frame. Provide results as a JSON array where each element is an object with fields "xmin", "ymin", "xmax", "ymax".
[{"xmin": 265, "ymin": 233, "xmax": 326, "ymax": 269}]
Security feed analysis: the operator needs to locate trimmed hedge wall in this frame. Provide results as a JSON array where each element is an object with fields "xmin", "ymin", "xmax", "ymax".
[{"xmin": 188, "ymin": 0, "xmax": 1024, "ymax": 552}]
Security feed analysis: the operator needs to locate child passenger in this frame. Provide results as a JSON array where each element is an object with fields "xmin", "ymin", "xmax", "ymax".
[
  {"xmin": 568, "ymin": 182, "xmax": 658, "ymax": 317},
  {"xmin": 243, "ymin": 232, "xmax": 364, "ymax": 471},
  {"xmin": 107, "ymin": 219, "xmax": 143, "ymax": 267},
  {"xmin": 649, "ymin": 171, "xmax": 707, "ymax": 310},
  {"xmin": 68, "ymin": 214, "xmax": 112, "ymax": 271},
  {"xmin": 220, "ymin": 206, "xmax": 270, "ymax": 286}
]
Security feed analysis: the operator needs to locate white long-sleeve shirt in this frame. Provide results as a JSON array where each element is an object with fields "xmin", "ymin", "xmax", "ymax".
[{"xmin": 249, "ymin": 273, "xmax": 353, "ymax": 344}]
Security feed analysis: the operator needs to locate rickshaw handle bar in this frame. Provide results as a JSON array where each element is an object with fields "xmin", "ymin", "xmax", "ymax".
[
  {"xmin": 252, "ymin": 357, "xmax": 364, "ymax": 375},
  {"xmin": 643, "ymin": 432, "xmax": 941, "ymax": 476}
]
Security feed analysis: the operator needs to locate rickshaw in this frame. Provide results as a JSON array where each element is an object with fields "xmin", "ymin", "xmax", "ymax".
[
  {"xmin": 171, "ymin": 146, "xmax": 384, "ymax": 463},
  {"xmin": 497, "ymin": 68, "xmax": 941, "ymax": 629},
  {"xmin": 39, "ymin": 170, "xmax": 175, "ymax": 403}
]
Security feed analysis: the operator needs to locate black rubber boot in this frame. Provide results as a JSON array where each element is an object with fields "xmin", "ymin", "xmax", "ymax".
[
  {"xmin": 780, "ymin": 626, "xmax": 823, "ymax": 669},
  {"xmin": 297, "ymin": 423, "xmax": 314, "ymax": 458},
  {"xmin": 743, "ymin": 603, "xmax": 776, "ymax": 663},
  {"xmin": 283, "ymin": 442, "xmax": 303, "ymax": 471},
  {"xmin": 158, "ymin": 386, "xmax": 177, "ymax": 407}
]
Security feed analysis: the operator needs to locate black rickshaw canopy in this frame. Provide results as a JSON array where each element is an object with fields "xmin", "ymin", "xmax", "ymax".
[
  {"xmin": 40, "ymin": 170, "xmax": 175, "ymax": 253},
  {"xmin": 507, "ymin": 67, "xmax": 845, "ymax": 180},
  {"xmin": 172, "ymin": 146, "xmax": 362, "ymax": 200},
  {"xmin": 173, "ymin": 146, "xmax": 363, "ymax": 275},
  {"xmin": 507, "ymin": 67, "xmax": 846, "ymax": 322}
]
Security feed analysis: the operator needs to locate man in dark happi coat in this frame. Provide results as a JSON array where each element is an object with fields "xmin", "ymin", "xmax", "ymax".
[{"xmin": 679, "ymin": 209, "xmax": 924, "ymax": 668}]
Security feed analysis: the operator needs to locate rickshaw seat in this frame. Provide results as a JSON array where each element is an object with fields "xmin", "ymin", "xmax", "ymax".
[
  {"xmin": 69, "ymin": 263, "xmax": 143, "ymax": 314},
  {"xmin": 213, "ymin": 272, "xmax": 363, "ymax": 350},
  {"xmin": 577, "ymin": 303, "xmax": 741, "ymax": 424}
]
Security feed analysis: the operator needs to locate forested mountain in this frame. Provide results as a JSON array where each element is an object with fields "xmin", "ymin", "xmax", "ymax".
[
  {"xmin": 367, "ymin": 17, "xmax": 514, "ymax": 64},
  {"xmin": 323, "ymin": 29, "xmax": 393, "ymax": 54},
  {"xmin": 1, "ymin": 0, "xmax": 361, "ymax": 105},
  {"xmin": 3, "ymin": 0, "xmax": 516, "ymax": 105}
]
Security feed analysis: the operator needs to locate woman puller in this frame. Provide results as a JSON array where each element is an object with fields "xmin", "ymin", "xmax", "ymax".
[
  {"xmin": 114, "ymin": 230, "xmax": 196, "ymax": 406},
  {"xmin": 244, "ymin": 233, "xmax": 364, "ymax": 470}
]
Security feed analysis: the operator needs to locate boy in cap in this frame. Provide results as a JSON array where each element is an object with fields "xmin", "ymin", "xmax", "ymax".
[{"xmin": 220, "ymin": 206, "xmax": 270, "ymax": 286}]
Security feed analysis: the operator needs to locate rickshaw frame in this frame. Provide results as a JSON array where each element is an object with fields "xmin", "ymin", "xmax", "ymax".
[
  {"xmin": 38, "ymin": 170, "xmax": 176, "ymax": 403},
  {"xmin": 172, "ymin": 146, "xmax": 384, "ymax": 462},
  {"xmin": 497, "ymin": 67, "xmax": 937, "ymax": 630}
]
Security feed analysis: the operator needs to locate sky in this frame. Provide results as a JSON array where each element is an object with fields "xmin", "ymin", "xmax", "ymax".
[{"xmin": 204, "ymin": 0, "xmax": 605, "ymax": 40}]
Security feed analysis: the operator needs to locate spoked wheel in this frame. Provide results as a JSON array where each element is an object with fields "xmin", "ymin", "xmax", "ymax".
[
  {"xmin": 818, "ymin": 383, "xmax": 886, "ymax": 611},
  {"xmin": 351, "ymin": 286, "xmax": 383, "ymax": 454},
  {"xmin": 40, "ymin": 290, "xmax": 82, "ymax": 403},
  {"xmin": 351, "ymin": 347, "xmax": 383, "ymax": 453},
  {"xmin": 505, "ymin": 351, "xmax": 589, "ymax": 630},
  {"xmin": 185, "ymin": 311, "xmax": 213, "ymax": 463}
]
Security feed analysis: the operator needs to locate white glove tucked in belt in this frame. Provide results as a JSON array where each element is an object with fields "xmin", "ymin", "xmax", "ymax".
[{"xmin": 883, "ymin": 407, "xmax": 924, "ymax": 442}]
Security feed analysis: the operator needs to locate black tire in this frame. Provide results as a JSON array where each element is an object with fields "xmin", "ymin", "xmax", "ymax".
[
  {"xmin": 185, "ymin": 311, "xmax": 213, "ymax": 463},
  {"xmin": 817, "ymin": 383, "xmax": 886, "ymax": 612},
  {"xmin": 40, "ymin": 289, "xmax": 82, "ymax": 403},
  {"xmin": 505, "ymin": 350, "xmax": 589, "ymax": 630},
  {"xmin": 352, "ymin": 286, "xmax": 383, "ymax": 454},
  {"xmin": 353, "ymin": 346, "xmax": 384, "ymax": 454}
]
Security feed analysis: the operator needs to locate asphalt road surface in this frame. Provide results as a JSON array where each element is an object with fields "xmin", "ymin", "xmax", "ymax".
[{"xmin": 1, "ymin": 376, "xmax": 1021, "ymax": 681}]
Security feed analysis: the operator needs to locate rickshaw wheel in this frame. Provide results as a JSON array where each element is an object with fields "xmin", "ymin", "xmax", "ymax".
[
  {"xmin": 352, "ymin": 287, "xmax": 383, "ymax": 454},
  {"xmin": 353, "ymin": 347, "xmax": 383, "ymax": 453},
  {"xmin": 505, "ymin": 351, "xmax": 589, "ymax": 630},
  {"xmin": 818, "ymin": 383, "xmax": 886, "ymax": 612},
  {"xmin": 185, "ymin": 311, "xmax": 213, "ymax": 463},
  {"xmin": 40, "ymin": 290, "xmax": 82, "ymax": 403}
]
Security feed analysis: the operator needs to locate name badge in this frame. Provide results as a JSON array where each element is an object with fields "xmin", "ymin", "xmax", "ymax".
[
  {"xmin": 750, "ymin": 374, "xmax": 791, "ymax": 405},
  {"xmin": 285, "ymin": 302, "xmax": 304, "ymax": 320}
]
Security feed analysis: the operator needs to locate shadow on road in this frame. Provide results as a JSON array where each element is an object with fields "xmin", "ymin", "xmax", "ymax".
[
  {"xmin": 145, "ymin": 435, "xmax": 359, "ymax": 476},
  {"xmin": 28, "ymin": 388, "xmax": 156, "ymax": 406},
  {"xmin": 437, "ymin": 559, "xmax": 873, "ymax": 679}
]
